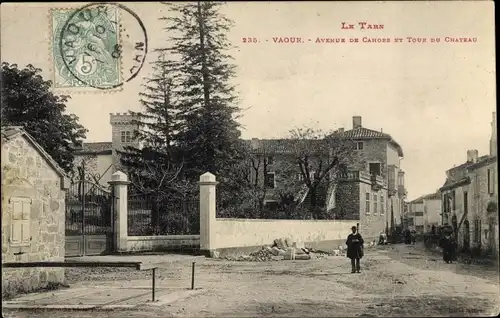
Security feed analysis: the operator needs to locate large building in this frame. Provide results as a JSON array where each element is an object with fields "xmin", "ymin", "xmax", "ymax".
[
  {"xmin": 248, "ymin": 116, "xmax": 407, "ymax": 240},
  {"xmin": 75, "ymin": 114, "xmax": 407, "ymax": 241},
  {"xmin": 439, "ymin": 111, "xmax": 497, "ymax": 256}
]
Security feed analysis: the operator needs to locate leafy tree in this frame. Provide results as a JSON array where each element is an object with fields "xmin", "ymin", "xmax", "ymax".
[
  {"xmin": 1, "ymin": 62, "xmax": 87, "ymax": 173},
  {"xmin": 160, "ymin": 1, "xmax": 245, "ymax": 181}
]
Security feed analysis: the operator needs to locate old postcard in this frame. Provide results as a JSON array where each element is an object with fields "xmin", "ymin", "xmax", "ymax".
[{"xmin": 1, "ymin": 1, "xmax": 498, "ymax": 317}]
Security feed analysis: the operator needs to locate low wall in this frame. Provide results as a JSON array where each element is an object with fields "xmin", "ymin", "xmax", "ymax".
[
  {"xmin": 125, "ymin": 235, "xmax": 200, "ymax": 252},
  {"xmin": 212, "ymin": 218, "xmax": 357, "ymax": 255}
]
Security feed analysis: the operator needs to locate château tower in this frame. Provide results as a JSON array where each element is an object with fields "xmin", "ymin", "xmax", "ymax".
[{"xmin": 109, "ymin": 113, "xmax": 140, "ymax": 172}]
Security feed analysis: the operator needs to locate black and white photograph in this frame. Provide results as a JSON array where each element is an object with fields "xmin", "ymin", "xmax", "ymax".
[{"xmin": 1, "ymin": 1, "xmax": 498, "ymax": 317}]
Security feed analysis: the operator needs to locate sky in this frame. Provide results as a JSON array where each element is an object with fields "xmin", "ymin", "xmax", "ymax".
[{"xmin": 1, "ymin": 1, "xmax": 496, "ymax": 201}]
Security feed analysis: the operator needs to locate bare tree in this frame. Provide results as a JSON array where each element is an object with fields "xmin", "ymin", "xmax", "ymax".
[{"xmin": 276, "ymin": 127, "xmax": 359, "ymax": 219}]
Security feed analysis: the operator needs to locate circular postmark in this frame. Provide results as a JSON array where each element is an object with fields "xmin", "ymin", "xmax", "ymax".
[{"xmin": 57, "ymin": 2, "xmax": 148, "ymax": 90}]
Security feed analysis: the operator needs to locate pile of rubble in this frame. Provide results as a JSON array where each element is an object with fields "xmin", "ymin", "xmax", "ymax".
[
  {"xmin": 221, "ymin": 238, "xmax": 381, "ymax": 262},
  {"xmin": 224, "ymin": 238, "xmax": 314, "ymax": 262}
]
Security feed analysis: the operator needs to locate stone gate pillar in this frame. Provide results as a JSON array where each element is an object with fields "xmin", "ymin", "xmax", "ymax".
[
  {"xmin": 199, "ymin": 172, "xmax": 218, "ymax": 257},
  {"xmin": 108, "ymin": 171, "xmax": 130, "ymax": 252}
]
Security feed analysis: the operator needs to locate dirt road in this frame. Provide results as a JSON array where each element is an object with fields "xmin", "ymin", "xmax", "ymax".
[{"xmin": 3, "ymin": 244, "xmax": 499, "ymax": 317}]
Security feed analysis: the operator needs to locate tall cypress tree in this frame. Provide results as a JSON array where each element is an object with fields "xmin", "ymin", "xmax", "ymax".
[
  {"xmin": 119, "ymin": 53, "xmax": 184, "ymax": 195},
  {"xmin": 160, "ymin": 1, "xmax": 245, "ymax": 181}
]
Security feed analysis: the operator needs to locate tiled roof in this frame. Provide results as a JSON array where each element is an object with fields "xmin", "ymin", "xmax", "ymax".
[
  {"xmin": 423, "ymin": 192, "xmax": 441, "ymax": 200},
  {"xmin": 338, "ymin": 127, "xmax": 391, "ymax": 139},
  {"xmin": 244, "ymin": 139, "xmax": 324, "ymax": 154},
  {"xmin": 76, "ymin": 142, "xmax": 113, "ymax": 154},
  {"xmin": 245, "ymin": 126, "xmax": 404, "ymax": 157},
  {"xmin": 338, "ymin": 127, "xmax": 404, "ymax": 157},
  {"xmin": 412, "ymin": 191, "xmax": 441, "ymax": 203},
  {"xmin": 447, "ymin": 155, "xmax": 489, "ymax": 173},
  {"xmin": 467, "ymin": 155, "xmax": 497, "ymax": 170}
]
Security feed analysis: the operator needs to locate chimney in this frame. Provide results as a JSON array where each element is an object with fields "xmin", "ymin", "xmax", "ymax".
[
  {"xmin": 250, "ymin": 138, "xmax": 260, "ymax": 150},
  {"xmin": 490, "ymin": 111, "xmax": 497, "ymax": 156},
  {"xmin": 353, "ymin": 116, "xmax": 362, "ymax": 129},
  {"xmin": 466, "ymin": 149, "xmax": 478, "ymax": 163}
]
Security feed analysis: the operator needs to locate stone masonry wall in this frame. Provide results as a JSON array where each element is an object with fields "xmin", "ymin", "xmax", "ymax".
[
  {"xmin": 1, "ymin": 136, "xmax": 66, "ymax": 298},
  {"xmin": 350, "ymin": 139, "xmax": 389, "ymax": 180},
  {"xmin": 469, "ymin": 160, "xmax": 498, "ymax": 256},
  {"xmin": 335, "ymin": 181, "xmax": 360, "ymax": 220}
]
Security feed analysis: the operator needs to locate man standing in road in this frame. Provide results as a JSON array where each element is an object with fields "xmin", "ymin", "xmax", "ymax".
[
  {"xmin": 346, "ymin": 226, "xmax": 364, "ymax": 273},
  {"xmin": 439, "ymin": 228, "xmax": 457, "ymax": 264}
]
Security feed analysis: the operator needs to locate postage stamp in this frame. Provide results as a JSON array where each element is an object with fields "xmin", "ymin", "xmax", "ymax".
[{"xmin": 51, "ymin": 6, "xmax": 122, "ymax": 91}]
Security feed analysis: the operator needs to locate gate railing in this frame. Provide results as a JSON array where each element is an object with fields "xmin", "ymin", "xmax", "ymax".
[
  {"xmin": 127, "ymin": 192, "xmax": 200, "ymax": 236},
  {"xmin": 65, "ymin": 180, "xmax": 113, "ymax": 236}
]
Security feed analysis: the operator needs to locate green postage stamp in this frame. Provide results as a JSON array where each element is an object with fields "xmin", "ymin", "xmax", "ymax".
[{"xmin": 51, "ymin": 7, "xmax": 122, "ymax": 90}]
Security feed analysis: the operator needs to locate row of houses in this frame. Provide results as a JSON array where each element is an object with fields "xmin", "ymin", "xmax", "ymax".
[
  {"xmin": 405, "ymin": 191, "xmax": 441, "ymax": 233},
  {"xmin": 406, "ymin": 111, "xmax": 498, "ymax": 257},
  {"xmin": 73, "ymin": 114, "xmax": 408, "ymax": 241},
  {"xmin": 439, "ymin": 113, "xmax": 498, "ymax": 256}
]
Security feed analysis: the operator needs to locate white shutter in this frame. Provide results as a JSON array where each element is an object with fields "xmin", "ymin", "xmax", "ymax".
[
  {"xmin": 21, "ymin": 201, "xmax": 31, "ymax": 243},
  {"xmin": 9, "ymin": 197, "xmax": 31, "ymax": 246}
]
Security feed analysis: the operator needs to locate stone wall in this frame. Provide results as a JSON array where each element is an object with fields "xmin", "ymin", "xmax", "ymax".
[
  {"xmin": 469, "ymin": 159, "xmax": 498, "ymax": 256},
  {"xmin": 212, "ymin": 218, "xmax": 355, "ymax": 252},
  {"xmin": 352, "ymin": 139, "xmax": 389, "ymax": 179},
  {"xmin": 335, "ymin": 181, "xmax": 360, "ymax": 219},
  {"xmin": 126, "ymin": 235, "xmax": 200, "ymax": 252},
  {"xmin": 1, "ymin": 136, "xmax": 66, "ymax": 298}
]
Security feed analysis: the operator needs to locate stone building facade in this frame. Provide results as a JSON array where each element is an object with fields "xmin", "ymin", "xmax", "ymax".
[
  {"xmin": 1, "ymin": 126, "xmax": 69, "ymax": 298},
  {"xmin": 248, "ymin": 116, "xmax": 406, "ymax": 241},
  {"xmin": 440, "ymin": 111, "xmax": 498, "ymax": 257}
]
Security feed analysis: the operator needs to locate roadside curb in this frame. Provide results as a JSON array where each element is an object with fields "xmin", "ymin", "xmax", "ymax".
[{"xmin": 1, "ymin": 304, "xmax": 138, "ymax": 310}]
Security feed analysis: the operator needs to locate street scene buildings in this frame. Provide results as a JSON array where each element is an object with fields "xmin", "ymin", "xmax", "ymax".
[
  {"xmin": 1, "ymin": 1, "xmax": 498, "ymax": 317},
  {"xmin": 439, "ymin": 112, "xmax": 498, "ymax": 257}
]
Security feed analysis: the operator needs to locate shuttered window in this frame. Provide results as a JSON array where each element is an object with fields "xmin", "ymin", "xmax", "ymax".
[{"xmin": 10, "ymin": 197, "xmax": 31, "ymax": 247}]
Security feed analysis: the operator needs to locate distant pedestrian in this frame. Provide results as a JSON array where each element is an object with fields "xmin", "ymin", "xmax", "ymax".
[
  {"xmin": 346, "ymin": 226, "xmax": 364, "ymax": 273},
  {"xmin": 378, "ymin": 231, "xmax": 387, "ymax": 245},
  {"xmin": 439, "ymin": 232, "xmax": 457, "ymax": 264},
  {"xmin": 411, "ymin": 230, "xmax": 416, "ymax": 245},
  {"xmin": 404, "ymin": 228, "xmax": 412, "ymax": 244}
]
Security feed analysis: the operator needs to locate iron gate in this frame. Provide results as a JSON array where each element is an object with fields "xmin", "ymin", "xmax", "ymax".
[{"xmin": 65, "ymin": 180, "xmax": 114, "ymax": 257}]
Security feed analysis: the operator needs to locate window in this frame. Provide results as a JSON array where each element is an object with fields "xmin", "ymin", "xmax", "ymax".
[
  {"xmin": 121, "ymin": 131, "xmax": 132, "ymax": 143},
  {"xmin": 9, "ymin": 197, "xmax": 31, "ymax": 248},
  {"xmin": 380, "ymin": 195, "xmax": 385, "ymax": 215},
  {"xmin": 474, "ymin": 219, "xmax": 481, "ymax": 244},
  {"xmin": 365, "ymin": 192, "xmax": 370, "ymax": 214},
  {"xmin": 310, "ymin": 170, "xmax": 316, "ymax": 181},
  {"xmin": 488, "ymin": 169, "xmax": 495, "ymax": 194},
  {"xmin": 355, "ymin": 142, "xmax": 364, "ymax": 150},
  {"xmin": 464, "ymin": 191, "xmax": 468, "ymax": 214},
  {"xmin": 451, "ymin": 191, "xmax": 456, "ymax": 211},
  {"xmin": 297, "ymin": 173, "xmax": 304, "ymax": 181},
  {"xmin": 373, "ymin": 193, "xmax": 378, "ymax": 215},
  {"xmin": 369, "ymin": 162, "xmax": 381, "ymax": 176},
  {"xmin": 265, "ymin": 172, "xmax": 275, "ymax": 188},
  {"xmin": 267, "ymin": 156, "xmax": 274, "ymax": 165}
]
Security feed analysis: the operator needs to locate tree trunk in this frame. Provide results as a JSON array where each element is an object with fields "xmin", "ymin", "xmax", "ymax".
[{"xmin": 309, "ymin": 188, "xmax": 317, "ymax": 219}]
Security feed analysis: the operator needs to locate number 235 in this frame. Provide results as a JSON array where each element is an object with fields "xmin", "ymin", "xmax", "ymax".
[{"xmin": 242, "ymin": 37, "xmax": 258, "ymax": 43}]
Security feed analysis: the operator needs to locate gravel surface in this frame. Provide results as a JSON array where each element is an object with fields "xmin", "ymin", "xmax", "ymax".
[{"xmin": 3, "ymin": 244, "xmax": 499, "ymax": 317}]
